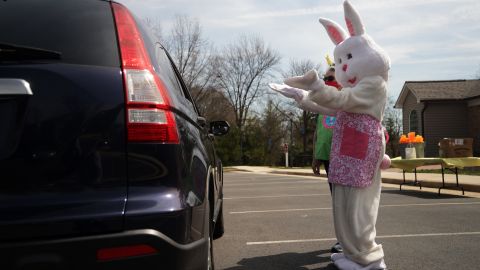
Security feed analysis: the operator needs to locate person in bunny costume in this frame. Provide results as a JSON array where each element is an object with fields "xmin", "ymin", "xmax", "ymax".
[{"xmin": 270, "ymin": 1, "xmax": 390, "ymax": 269}]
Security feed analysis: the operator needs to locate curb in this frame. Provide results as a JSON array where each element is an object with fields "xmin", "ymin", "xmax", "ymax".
[{"xmin": 227, "ymin": 168, "xmax": 480, "ymax": 193}]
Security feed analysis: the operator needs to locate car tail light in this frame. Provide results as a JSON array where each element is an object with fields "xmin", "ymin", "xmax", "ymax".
[
  {"xmin": 97, "ymin": 244, "xmax": 157, "ymax": 261},
  {"xmin": 112, "ymin": 3, "xmax": 179, "ymax": 143}
]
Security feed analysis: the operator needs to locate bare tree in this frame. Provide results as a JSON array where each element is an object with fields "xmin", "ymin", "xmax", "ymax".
[
  {"xmin": 215, "ymin": 34, "xmax": 281, "ymax": 130},
  {"xmin": 261, "ymin": 99, "xmax": 286, "ymax": 166},
  {"xmin": 164, "ymin": 15, "xmax": 217, "ymax": 103},
  {"xmin": 281, "ymin": 59, "xmax": 321, "ymax": 79},
  {"xmin": 383, "ymin": 96, "xmax": 403, "ymax": 157},
  {"xmin": 192, "ymin": 87, "xmax": 235, "ymax": 123},
  {"xmin": 214, "ymin": 35, "xmax": 281, "ymax": 164},
  {"xmin": 282, "ymin": 59, "xmax": 322, "ymax": 153},
  {"xmin": 143, "ymin": 17, "xmax": 163, "ymax": 42}
]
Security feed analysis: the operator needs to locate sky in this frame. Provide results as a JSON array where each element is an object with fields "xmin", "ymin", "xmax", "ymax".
[{"xmin": 117, "ymin": 0, "xmax": 480, "ymax": 101}]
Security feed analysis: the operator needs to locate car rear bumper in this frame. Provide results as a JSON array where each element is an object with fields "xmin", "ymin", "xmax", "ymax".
[{"xmin": 0, "ymin": 229, "xmax": 207, "ymax": 270}]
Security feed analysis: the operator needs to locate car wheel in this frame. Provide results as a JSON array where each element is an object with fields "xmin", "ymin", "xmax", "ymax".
[
  {"xmin": 213, "ymin": 204, "xmax": 224, "ymax": 239},
  {"xmin": 207, "ymin": 232, "xmax": 214, "ymax": 270},
  {"xmin": 206, "ymin": 199, "xmax": 215, "ymax": 270}
]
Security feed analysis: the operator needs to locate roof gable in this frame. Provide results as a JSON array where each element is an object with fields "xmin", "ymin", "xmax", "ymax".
[{"xmin": 395, "ymin": 79, "xmax": 480, "ymax": 108}]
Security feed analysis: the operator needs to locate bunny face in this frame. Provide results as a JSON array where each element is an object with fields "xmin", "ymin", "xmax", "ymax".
[
  {"xmin": 320, "ymin": 1, "xmax": 390, "ymax": 87},
  {"xmin": 334, "ymin": 35, "xmax": 390, "ymax": 87}
]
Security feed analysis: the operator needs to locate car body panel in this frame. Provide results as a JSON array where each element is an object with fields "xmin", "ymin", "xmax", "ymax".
[
  {"xmin": 0, "ymin": 0, "xmax": 225, "ymax": 268},
  {"xmin": 0, "ymin": 64, "xmax": 127, "ymax": 240}
]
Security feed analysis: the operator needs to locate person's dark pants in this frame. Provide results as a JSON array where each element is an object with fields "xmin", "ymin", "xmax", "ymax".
[
  {"xmin": 319, "ymin": 159, "xmax": 332, "ymax": 193},
  {"xmin": 320, "ymin": 159, "xmax": 341, "ymax": 251}
]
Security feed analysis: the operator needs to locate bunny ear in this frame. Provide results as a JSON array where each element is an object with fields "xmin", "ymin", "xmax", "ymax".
[
  {"xmin": 344, "ymin": 0, "xmax": 365, "ymax": 36},
  {"xmin": 318, "ymin": 18, "xmax": 347, "ymax": 45}
]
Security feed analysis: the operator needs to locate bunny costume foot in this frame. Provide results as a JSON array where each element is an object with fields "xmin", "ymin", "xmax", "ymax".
[
  {"xmin": 332, "ymin": 252, "xmax": 387, "ymax": 270},
  {"xmin": 334, "ymin": 257, "xmax": 387, "ymax": 270},
  {"xmin": 331, "ymin": 252, "xmax": 346, "ymax": 262},
  {"xmin": 269, "ymin": 0, "xmax": 390, "ymax": 268}
]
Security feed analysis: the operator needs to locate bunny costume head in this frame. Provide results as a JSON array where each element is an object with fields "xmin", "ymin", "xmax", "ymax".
[{"xmin": 319, "ymin": 1, "xmax": 390, "ymax": 87}]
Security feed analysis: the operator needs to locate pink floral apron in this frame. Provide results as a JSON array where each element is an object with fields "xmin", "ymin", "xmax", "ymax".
[{"xmin": 328, "ymin": 111, "xmax": 383, "ymax": 188}]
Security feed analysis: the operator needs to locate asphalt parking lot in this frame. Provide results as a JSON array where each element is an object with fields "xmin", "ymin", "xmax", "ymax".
[{"xmin": 214, "ymin": 172, "xmax": 480, "ymax": 270}]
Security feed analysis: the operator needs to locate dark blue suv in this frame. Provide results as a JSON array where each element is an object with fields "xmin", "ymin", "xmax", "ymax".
[{"xmin": 0, "ymin": 1, "xmax": 229, "ymax": 269}]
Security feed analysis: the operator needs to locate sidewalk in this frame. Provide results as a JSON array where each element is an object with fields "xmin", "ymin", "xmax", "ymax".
[{"xmin": 226, "ymin": 165, "xmax": 480, "ymax": 195}]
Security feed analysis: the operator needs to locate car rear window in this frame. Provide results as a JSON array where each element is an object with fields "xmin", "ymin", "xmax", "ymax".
[{"xmin": 0, "ymin": 0, "xmax": 120, "ymax": 67}]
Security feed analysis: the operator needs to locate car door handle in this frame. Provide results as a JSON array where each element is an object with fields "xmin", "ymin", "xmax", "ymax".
[{"xmin": 0, "ymin": 79, "xmax": 33, "ymax": 96}]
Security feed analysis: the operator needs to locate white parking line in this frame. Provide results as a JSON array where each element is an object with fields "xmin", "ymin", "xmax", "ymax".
[
  {"xmin": 224, "ymin": 180, "xmax": 322, "ymax": 187},
  {"xmin": 226, "ymin": 186, "xmax": 326, "ymax": 191},
  {"xmin": 381, "ymin": 202, "xmax": 480, "ymax": 208},
  {"xmin": 246, "ymin": 231, "xmax": 480, "ymax": 245},
  {"xmin": 230, "ymin": 207, "xmax": 331, "ymax": 214},
  {"xmin": 225, "ymin": 172, "xmax": 324, "ymax": 180},
  {"xmin": 224, "ymin": 193, "xmax": 331, "ymax": 200},
  {"xmin": 229, "ymin": 201, "xmax": 480, "ymax": 214}
]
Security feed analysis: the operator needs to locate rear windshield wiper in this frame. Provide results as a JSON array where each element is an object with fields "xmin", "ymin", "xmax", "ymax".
[{"xmin": 0, "ymin": 42, "xmax": 62, "ymax": 61}]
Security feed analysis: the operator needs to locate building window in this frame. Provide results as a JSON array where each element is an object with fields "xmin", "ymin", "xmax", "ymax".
[{"xmin": 409, "ymin": 110, "xmax": 418, "ymax": 133}]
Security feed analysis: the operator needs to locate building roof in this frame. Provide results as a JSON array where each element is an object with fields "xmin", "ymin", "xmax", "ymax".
[{"xmin": 394, "ymin": 79, "xmax": 480, "ymax": 108}]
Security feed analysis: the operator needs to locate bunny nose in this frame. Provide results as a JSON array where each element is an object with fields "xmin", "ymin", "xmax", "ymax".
[{"xmin": 342, "ymin": 64, "xmax": 348, "ymax": 72}]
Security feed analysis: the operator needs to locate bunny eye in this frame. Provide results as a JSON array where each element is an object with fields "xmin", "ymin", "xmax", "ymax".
[
  {"xmin": 347, "ymin": 53, "xmax": 353, "ymax": 59},
  {"xmin": 338, "ymin": 58, "xmax": 342, "ymax": 64}
]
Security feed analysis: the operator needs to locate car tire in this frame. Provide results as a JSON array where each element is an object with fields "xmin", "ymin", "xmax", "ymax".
[
  {"xmin": 207, "ymin": 228, "xmax": 214, "ymax": 270},
  {"xmin": 213, "ymin": 204, "xmax": 224, "ymax": 239},
  {"xmin": 206, "ymin": 199, "xmax": 215, "ymax": 270}
]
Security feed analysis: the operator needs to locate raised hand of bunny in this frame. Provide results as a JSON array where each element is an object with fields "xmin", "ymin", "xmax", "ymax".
[
  {"xmin": 268, "ymin": 83, "xmax": 308, "ymax": 102},
  {"xmin": 284, "ymin": 69, "xmax": 326, "ymax": 92},
  {"xmin": 269, "ymin": 83, "xmax": 337, "ymax": 115}
]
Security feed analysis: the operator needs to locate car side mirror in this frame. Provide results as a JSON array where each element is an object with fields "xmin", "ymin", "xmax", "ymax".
[{"xmin": 209, "ymin": 121, "xmax": 230, "ymax": 136}]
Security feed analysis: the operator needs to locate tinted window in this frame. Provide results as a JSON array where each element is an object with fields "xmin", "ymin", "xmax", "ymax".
[
  {"xmin": 164, "ymin": 52, "xmax": 199, "ymax": 113},
  {"xmin": 155, "ymin": 45, "xmax": 186, "ymax": 98},
  {"xmin": 0, "ymin": 0, "xmax": 119, "ymax": 67},
  {"xmin": 156, "ymin": 46, "xmax": 199, "ymax": 114}
]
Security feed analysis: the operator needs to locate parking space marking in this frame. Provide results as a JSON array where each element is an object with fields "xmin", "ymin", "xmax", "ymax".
[
  {"xmin": 224, "ymin": 193, "xmax": 331, "ymax": 200},
  {"xmin": 229, "ymin": 201, "xmax": 480, "ymax": 214},
  {"xmin": 226, "ymin": 171, "xmax": 325, "ymax": 180},
  {"xmin": 224, "ymin": 180, "xmax": 323, "ymax": 187},
  {"xmin": 225, "ymin": 176, "xmax": 320, "ymax": 180},
  {"xmin": 246, "ymin": 231, "xmax": 480, "ymax": 245},
  {"xmin": 381, "ymin": 202, "xmax": 480, "ymax": 208},
  {"xmin": 225, "ymin": 186, "xmax": 327, "ymax": 192},
  {"xmin": 230, "ymin": 207, "xmax": 331, "ymax": 214}
]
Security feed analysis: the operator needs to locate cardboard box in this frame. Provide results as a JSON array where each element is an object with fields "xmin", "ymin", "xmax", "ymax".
[{"xmin": 438, "ymin": 138, "xmax": 473, "ymax": 158}]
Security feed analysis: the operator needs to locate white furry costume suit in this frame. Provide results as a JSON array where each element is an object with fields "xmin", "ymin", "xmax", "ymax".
[{"xmin": 269, "ymin": 1, "xmax": 390, "ymax": 269}]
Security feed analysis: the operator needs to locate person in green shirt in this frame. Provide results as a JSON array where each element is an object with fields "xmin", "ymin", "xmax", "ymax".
[
  {"xmin": 312, "ymin": 66, "xmax": 343, "ymax": 253},
  {"xmin": 312, "ymin": 67, "xmax": 340, "ymax": 188},
  {"xmin": 312, "ymin": 113, "xmax": 335, "ymax": 180}
]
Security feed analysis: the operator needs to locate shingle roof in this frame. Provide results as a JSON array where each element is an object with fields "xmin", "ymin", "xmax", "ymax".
[{"xmin": 394, "ymin": 79, "xmax": 480, "ymax": 108}]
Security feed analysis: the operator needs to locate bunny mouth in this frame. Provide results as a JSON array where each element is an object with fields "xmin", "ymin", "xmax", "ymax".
[{"xmin": 348, "ymin": 77, "xmax": 357, "ymax": 85}]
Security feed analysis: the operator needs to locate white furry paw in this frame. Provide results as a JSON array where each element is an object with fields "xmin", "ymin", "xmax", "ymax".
[
  {"xmin": 284, "ymin": 69, "xmax": 325, "ymax": 91},
  {"xmin": 380, "ymin": 154, "xmax": 391, "ymax": 170},
  {"xmin": 361, "ymin": 259, "xmax": 387, "ymax": 270},
  {"xmin": 333, "ymin": 256, "xmax": 364, "ymax": 270},
  {"xmin": 268, "ymin": 83, "xmax": 308, "ymax": 102},
  {"xmin": 331, "ymin": 253, "xmax": 345, "ymax": 262}
]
